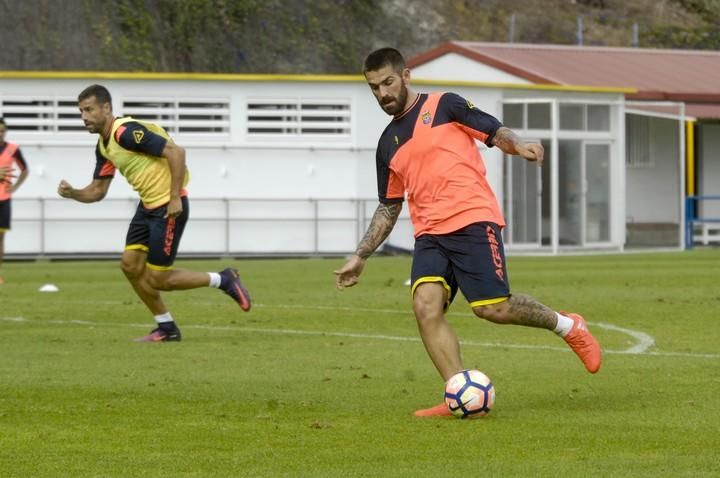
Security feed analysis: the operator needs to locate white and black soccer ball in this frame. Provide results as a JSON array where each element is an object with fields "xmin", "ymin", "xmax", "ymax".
[{"xmin": 444, "ymin": 369, "xmax": 495, "ymax": 419}]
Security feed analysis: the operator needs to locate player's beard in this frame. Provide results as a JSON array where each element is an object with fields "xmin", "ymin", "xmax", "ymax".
[
  {"xmin": 380, "ymin": 83, "xmax": 409, "ymax": 116},
  {"xmin": 84, "ymin": 120, "xmax": 100, "ymax": 134}
]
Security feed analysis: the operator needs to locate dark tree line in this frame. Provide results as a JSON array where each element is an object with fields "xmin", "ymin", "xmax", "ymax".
[{"xmin": 1, "ymin": 0, "xmax": 717, "ymax": 73}]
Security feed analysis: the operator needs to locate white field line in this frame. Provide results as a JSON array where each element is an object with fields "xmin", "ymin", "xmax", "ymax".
[
  {"xmin": 593, "ymin": 322, "xmax": 655, "ymax": 354},
  {"xmin": 3, "ymin": 314, "xmax": 717, "ymax": 359}
]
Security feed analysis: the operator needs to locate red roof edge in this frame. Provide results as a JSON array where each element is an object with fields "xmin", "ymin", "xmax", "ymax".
[
  {"xmin": 628, "ymin": 91, "xmax": 720, "ymax": 102},
  {"xmin": 407, "ymin": 41, "xmax": 560, "ymax": 85}
]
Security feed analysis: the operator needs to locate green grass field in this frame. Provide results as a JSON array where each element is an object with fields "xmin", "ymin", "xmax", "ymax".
[{"xmin": 1, "ymin": 250, "xmax": 719, "ymax": 477}]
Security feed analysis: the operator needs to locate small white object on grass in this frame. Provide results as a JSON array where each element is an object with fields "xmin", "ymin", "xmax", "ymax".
[{"xmin": 38, "ymin": 284, "xmax": 59, "ymax": 292}]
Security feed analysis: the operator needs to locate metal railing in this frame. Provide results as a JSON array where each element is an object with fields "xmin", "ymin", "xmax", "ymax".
[
  {"xmin": 7, "ymin": 197, "xmax": 414, "ymax": 258},
  {"xmin": 685, "ymin": 195, "xmax": 720, "ymax": 249}
]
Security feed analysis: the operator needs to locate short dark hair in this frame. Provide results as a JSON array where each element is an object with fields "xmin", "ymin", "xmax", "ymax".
[
  {"xmin": 78, "ymin": 84, "xmax": 113, "ymax": 106},
  {"xmin": 363, "ymin": 48, "xmax": 406, "ymax": 74},
  {"xmin": 0, "ymin": 117, "xmax": 5, "ymax": 128}
]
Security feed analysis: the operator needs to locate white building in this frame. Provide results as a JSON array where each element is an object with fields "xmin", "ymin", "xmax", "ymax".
[
  {"xmin": 1, "ymin": 69, "xmax": 627, "ymax": 257},
  {"xmin": 409, "ymin": 42, "xmax": 720, "ymax": 249}
]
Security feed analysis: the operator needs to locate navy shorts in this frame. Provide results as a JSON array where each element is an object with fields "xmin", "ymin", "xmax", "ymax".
[
  {"xmin": 0, "ymin": 199, "xmax": 10, "ymax": 231},
  {"xmin": 410, "ymin": 222, "xmax": 511, "ymax": 309},
  {"xmin": 125, "ymin": 197, "xmax": 189, "ymax": 270}
]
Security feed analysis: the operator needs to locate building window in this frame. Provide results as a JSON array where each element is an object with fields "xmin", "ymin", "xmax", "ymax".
[
  {"xmin": 587, "ymin": 104, "xmax": 610, "ymax": 131},
  {"xmin": 0, "ymin": 97, "xmax": 85, "ymax": 132},
  {"xmin": 527, "ymin": 103, "xmax": 551, "ymax": 129},
  {"xmin": 246, "ymin": 98, "xmax": 351, "ymax": 140},
  {"xmin": 560, "ymin": 103, "xmax": 585, "ymax": 130},
  {"xmin": 121, "ymin": 98, "xmax": 230, "ymax": 135},
  {"xmin": 502, "ymin": 103, "xmax": 524, "ymax": 128},
  {"xmin": 626, "ymin": 114, "xmax": 653, "ymax": 167},
  {"xmin": 0, "ymin": 96, "xmax": 231, "ymax": 135},
  {"xmin": 559, "ymin": 103, "xmax": 611, "ymax": 132},
  {"xmin": 505, "ymin": 101, "xmax": 612, "ymax": 132}
]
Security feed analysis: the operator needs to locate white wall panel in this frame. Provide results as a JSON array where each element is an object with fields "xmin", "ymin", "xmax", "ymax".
[{"xmin": 1, "ymin": 74, "xmax": 626, "ymax": 255}]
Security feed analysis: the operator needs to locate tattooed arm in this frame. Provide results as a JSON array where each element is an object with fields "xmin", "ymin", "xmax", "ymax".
[
  {"xmin": 355, "ymin": 202, "xmax": 403, "ymax": 259},
  {"xmin": 492, "ymin": 126, "xmax": 544, "ymax": 166},
  {"xmin": 334, "ymin": 202, "xmax": 403, "ymax": 289}
]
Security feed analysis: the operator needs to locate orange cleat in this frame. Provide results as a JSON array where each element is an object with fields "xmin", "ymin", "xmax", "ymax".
[
  {"xmin": 561, "ymin": 312, "xmax": 602, "ymax": 373},
  {"xmin": 413, "ymin": 402, "xmax": 453, "ymax": 418}
]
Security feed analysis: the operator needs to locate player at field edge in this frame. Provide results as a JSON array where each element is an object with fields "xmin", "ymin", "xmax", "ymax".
[
  {"xmin": 0, "ymin": 117, "xmax": 30, "ymax": 285},
  {"xmin": 334, "ymin": 48, "xmax": 602, "ymax": 417},
  {"xmin": 57, "ymin": 84, "xmax": 251, "ymax": 342}
]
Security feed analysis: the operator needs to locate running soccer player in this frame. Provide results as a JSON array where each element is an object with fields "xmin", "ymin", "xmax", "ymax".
[
  {"xmin": 58, "ymin": 84, "xmax": 251, "ymax": 342},
  {"xmin": 335, "ymin": 48, "xmax": 601, "ymax": 417}
]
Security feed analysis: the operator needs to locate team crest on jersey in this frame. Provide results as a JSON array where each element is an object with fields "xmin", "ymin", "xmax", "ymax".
[
  {"xmin": 133, "ymin": 130, "xmax": 144, "ymax": 143},
  {"xmin": 422, "ymin": 111, "xmax": 431, "ymax": 124}
]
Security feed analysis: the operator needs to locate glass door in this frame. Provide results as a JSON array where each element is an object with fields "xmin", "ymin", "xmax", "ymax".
[
  {"xmin": 507, "ymin": 152, "xmax": 542, "ymax": 245},
  {"xmin": 556, "ymin": 140, "xmax": 611, "ymax": 246},
  {"xmin": 585, "ymin": 143, "xmax": 611, "ymax": 243},
  {"xmin": 505, "ymin": 139, "xmax": 552, "ymax": 248},
  {"xmin": 558, "ymin": 140, "xmax": 582, "ymax": 246}
]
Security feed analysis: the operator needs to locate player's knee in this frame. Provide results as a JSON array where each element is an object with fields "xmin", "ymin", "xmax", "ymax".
[
  {"xmin": 473, "ymin": 302, "xmax": 511, "ymax": 324},
  {"xmin": 120, "ymin": 258, "xmax": 144, "ymax": 278},
  {"xmin": 146, "ymin": 270, "xmax": 172, "ymax": 290},
  {"xmin": 413, "ymin": 294, "xmax": 444, "ymax": 322}
]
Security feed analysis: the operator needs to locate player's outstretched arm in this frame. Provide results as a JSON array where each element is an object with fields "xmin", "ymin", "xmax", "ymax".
[
  {"xmin": 57, "ymin": 178, "xmax": 112, "ymax": 203},
  {"xmin": 492, "ymin": 126, "xmax": 544, "ymax": 166},
  {"xmin": 334, "ymin": 201, "xmax": 402, "ymax": 289}
]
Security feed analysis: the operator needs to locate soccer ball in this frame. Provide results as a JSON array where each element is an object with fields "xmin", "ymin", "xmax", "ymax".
[{"xmin": 444, "ymin": 369, "xmax": 495, "ymax": 419}]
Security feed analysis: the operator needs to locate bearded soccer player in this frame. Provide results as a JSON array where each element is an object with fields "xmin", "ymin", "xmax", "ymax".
[
  {"xmin": 334, "ymin": 48, "xmax": 601, "ymax": 417},
  {"xmin": 0, "ymin": 117, "xmax": 30, "ymax": 285},
  {"xmin": 58, "ymin": 84, "xmax": 251, "ymax": 342}
]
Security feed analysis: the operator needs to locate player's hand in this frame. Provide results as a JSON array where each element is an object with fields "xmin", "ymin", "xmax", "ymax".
[
  {"xmin": 334, "ymin": 255, "xmax": 366, "ymax": 290},
  {"xmin": 165, "ymin": 196, "xmax": 183, "ymax": 218},
  {"xmin": 57, "ymin": 179, "xmax": 74, "ymax": 199},
  {"xmin": 518, "ymin": 142, "xmax": 544, "ymax": 166},
  {"xmin": 0, "ymin": 166, "xmax": 16, "ymax": 184}
]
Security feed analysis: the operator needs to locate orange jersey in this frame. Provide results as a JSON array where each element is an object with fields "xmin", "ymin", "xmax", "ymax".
[
  {"xmin": 376, "ymin": 92, "xmax": 504, "ymax": 237},
  {"xmin": 0, "ymin": 142, "xmax": 27, "ymax": 201}
]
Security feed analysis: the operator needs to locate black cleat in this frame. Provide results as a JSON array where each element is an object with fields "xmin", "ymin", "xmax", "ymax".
[
  {"xmin": 219, "ymin": 267, "xmax": 251, "ymax": 311},
  {"xmin": 134, "ymin": 327, "xmax": 182, "ymax": 342}
]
